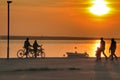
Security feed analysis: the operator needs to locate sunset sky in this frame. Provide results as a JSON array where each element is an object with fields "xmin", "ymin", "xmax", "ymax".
[{"xmin": 1, "ymin": 0, "xmax": 120, "ymax": 38}]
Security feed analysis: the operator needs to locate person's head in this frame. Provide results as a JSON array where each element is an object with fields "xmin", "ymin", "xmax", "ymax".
[
  {"xmin": 97, "ymin": 47, "xmax": 100, "ymax": 49},
  {"xmin": 26, "ymin": 38, "xmax": 29, "ymax": 41},
  {"xmin": 34, "ymin": 40, "xmax": 37, "ymax": 43},
  {"xmin": 111, "ymin": 38, "xmax": 114, "ymax": 41},
  {"xmin": 100, "ymin": 37, "xmax": 103, "ymax": 41}
]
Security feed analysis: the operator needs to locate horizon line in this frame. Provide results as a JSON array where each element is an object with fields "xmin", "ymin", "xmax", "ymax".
[{"xmin": 0, "ymin": 35, "xmax": 120, "ymax": 40}]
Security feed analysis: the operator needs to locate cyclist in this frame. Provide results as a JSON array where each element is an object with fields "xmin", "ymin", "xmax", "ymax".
[{"xmin": 24, "ymin": 38, "xmax": 32, "ymax": 58}]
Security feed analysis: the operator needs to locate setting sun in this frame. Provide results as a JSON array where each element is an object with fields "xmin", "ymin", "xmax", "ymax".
[{"xmin": 89, "ymin": 0, "xmax": 110, "ymax": 16}]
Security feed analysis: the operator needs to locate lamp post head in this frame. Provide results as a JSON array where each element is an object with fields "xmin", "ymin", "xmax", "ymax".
[{"xmin": 7, "ymin": 0, "xmax": 12, "ymax": 3}]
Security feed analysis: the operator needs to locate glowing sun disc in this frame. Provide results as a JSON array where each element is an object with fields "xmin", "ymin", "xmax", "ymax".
[{"xmin": 89, "ymin": 0, "xmax": 110, "ymax": 16}]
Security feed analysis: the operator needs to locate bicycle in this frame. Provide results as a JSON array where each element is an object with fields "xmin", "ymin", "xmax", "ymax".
[
  {"xmin": 17, "ymin": 46, "xmax": 45, "ymax": 58},
  {"xmin": 17, "ymin": 47, "xmax": 34, "ymax": 58},
  {"xmin": 37, "ymin": 46, "xmax": 45, "ymax": 58},
  {"xmin": 33, "ymin": 46, "xmax": 45, "ymax": 58}
]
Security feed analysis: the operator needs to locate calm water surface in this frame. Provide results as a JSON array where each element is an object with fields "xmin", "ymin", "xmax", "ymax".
[{"xmin": 0, "ymin": 40, "xmax": 120, "ymax": 58}]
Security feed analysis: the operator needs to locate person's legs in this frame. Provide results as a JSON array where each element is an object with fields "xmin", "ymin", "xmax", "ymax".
[
  {"xmin": 96, "ymin": 54, "xmax": 100, "ymax": 61},
  {"xmin": 102, "ymin": 50, "xmax": 108, "ymax": 60},
  {"xmin": 108, "ymin": 54, "xmax": 111, "ymax": 59},
  {"xmin": 96, "ymin": 55, "xmax": 98, "ymax": 61},
  {"xmin": 96, "ymin": 51, "xmax": 101, "ymax": 61},
  {"xmin": 111, "ymin": 54, "xmax": 114, "ymax": 60},
  {"xmin": 111, "ymin": 50, "xmax": 115, "ymax": 60},
  {"xmin": 98, "ymin": 52, "xmax": 101, "ymax": 61},
  {"xmin": 34, "ymin": 49, "xmax": 37, "ymax": 58},
  {"xmin": 26, "ymin": 48, "xmax": 29, "ymax": 58},
  {"xmin": 112, "ymin": 50, "xmax": 118, "ymax": 60},
  {"xmin": 113, "ymin": 54, "xmax": 118, "ymax": 60},
  {"xmin": 109, "ymin": 54, "xmax": 112, "ymax": 60}
]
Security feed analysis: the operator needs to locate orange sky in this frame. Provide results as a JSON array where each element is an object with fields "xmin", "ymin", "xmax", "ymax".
[{"xmin": 1, "ymin": 0, "xmax": 120, "ymax": 38}]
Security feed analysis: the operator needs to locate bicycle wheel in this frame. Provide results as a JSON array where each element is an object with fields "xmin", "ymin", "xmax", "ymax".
[
  {"xmin": 39, "ymin": 49, "xmax": 45, "ymax": 58},
  {"xmin": 28, "ymin": 51, "xmax": 34, "ymax": 58},
  {"xmin": 17, "ymin": 49, "xmax": 25, "ymax": 58},
  {"xmin": 41, "ymin": 52, "xmax": 45, "ymax": 58}
]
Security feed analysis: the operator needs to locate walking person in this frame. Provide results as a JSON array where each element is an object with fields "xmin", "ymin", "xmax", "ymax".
[
  {"xmin": 100, "ymin": 38, "xmax": 108, "ymax": 60},
  {"xmin": 109, "ymin": 38, "xmax": 118, "ymax": 60},
  {"xmin": 24, "ymin": 38, "xmax": 32, "ymax": 58},
  {"xmin": 33, "ymin": 40, "xmax": 40, "ymax": 58}
]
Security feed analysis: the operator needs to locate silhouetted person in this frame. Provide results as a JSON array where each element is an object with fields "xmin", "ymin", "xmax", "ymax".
[
  {"xmin": 33, "ymin": 40, "xmax": 40, "ymax": 58},
  {"xmin": 95, "ymin": 47, "xmax": 101, "ymax": 61},
  {"xmin": 100, "ymin": 38, "xmax": 108, "ymax": 60},
  {"xmin": 24, "ymin": 38, "xmax": 31, "ymax": 58},
  {"xmin": 109, "ymin": 38, "xmax": 118, "ymax": 60}
]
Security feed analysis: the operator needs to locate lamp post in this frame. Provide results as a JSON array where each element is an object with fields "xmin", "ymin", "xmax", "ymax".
[{"xmin": 7, "ymin": 0, "xmax": 12, "ymax": 59}]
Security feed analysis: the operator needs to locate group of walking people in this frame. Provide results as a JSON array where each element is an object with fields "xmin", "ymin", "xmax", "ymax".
[
  {"xmin": 96, "ymin": 38, "xmax": 118, "ymax": 61},
  {"xmin": 24, "ymin": 38, "xmax": 42, "ymax": 58}
]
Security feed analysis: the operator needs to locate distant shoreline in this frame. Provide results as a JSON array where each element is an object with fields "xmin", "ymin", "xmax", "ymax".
[
  {"xmin": 0, "ymin": 57, "xmax": 119, "ymax": 59},
  {"xmin": 0, "ymin": 57, "xmax": 92, "ymax": 59},
  {"xmin": 1, "ymin": 35, "xmax": 120, "ymax": 40}
]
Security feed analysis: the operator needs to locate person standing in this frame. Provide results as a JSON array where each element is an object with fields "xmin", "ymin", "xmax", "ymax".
[
  {"xmin": 95, "ymin": 47, "xmax": 101, "ymax": 61},
  {"xmin": 24, "ymin": 38, "xmax": 31, "ymax": 58},
  {"xmin": 33, "ymin": 40, "xmax": 40, "ymax": 58},
  {"xmin": 100, "ymin": 38, "xmax": 108, "ymax": 60},
  {"xmin": 109, "ymin": 38, "xmax": 118, "ymax": 60}
]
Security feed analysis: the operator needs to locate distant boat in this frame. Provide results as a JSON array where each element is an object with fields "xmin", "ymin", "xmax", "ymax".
[{"xmin": 66, "ymin": 52, "xmax": 89, "ymax": 58}]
